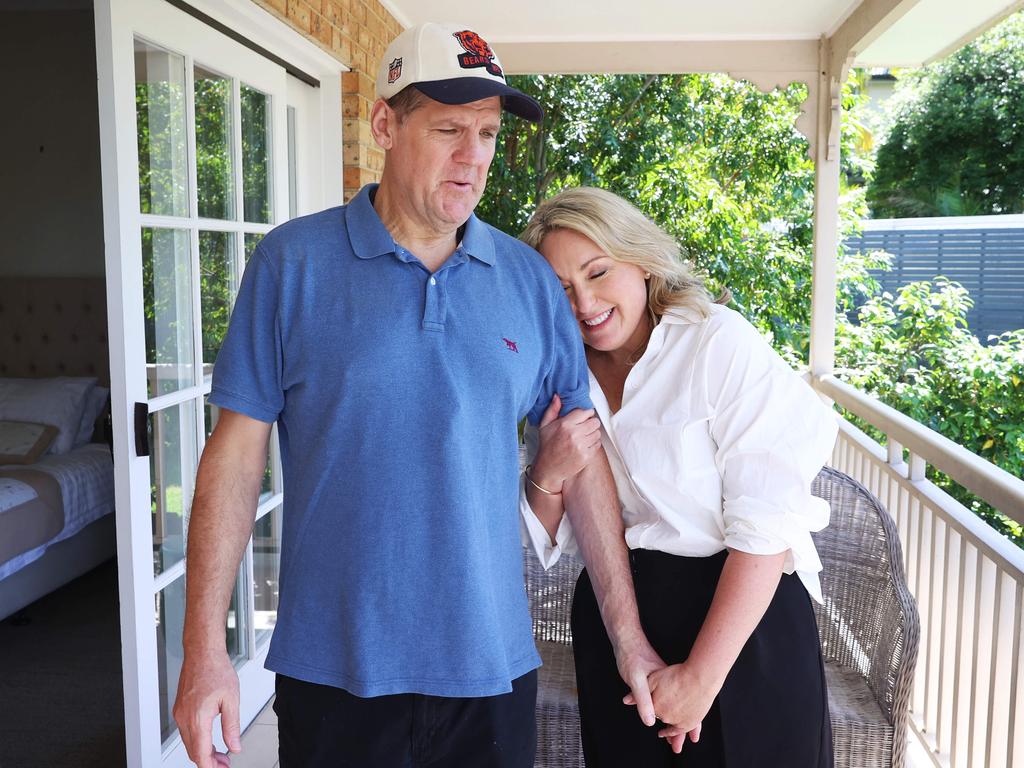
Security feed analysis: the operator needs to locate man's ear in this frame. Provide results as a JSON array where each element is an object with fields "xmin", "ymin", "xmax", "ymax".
[{"xmin": 370, "ymin": 98, "xmax": 395, "ymax": 151}]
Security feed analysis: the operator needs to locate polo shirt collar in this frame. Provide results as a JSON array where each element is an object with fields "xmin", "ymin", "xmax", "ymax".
[
  {"xmin": 347, "ymin": 184, "xmax": 396, "ymax": 260},
  {"xmin": 346, "ymin": 183, "xmax": 496, "ymax": 266},
  {"xmin": 459, "ymin": 214, "xmax": 496, "ymax": 266}
]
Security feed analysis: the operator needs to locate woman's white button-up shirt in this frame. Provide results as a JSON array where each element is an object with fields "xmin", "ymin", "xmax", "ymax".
[{"xmin": 520, "ymin": 303, "xmax": 839, "ymax": 602}]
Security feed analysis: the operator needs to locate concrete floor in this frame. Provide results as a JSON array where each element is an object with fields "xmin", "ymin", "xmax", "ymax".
[{"xmin": 235, "ymin": 698, "xmax": 279, "ymax": 768}]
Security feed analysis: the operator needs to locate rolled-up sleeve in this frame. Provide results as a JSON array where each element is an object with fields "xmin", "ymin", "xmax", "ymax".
[
  {"xmin": 518, "ymin": 424, "xmax": 577, "ymax": 569},
  {"xmin": 704, "ymin": 315, "xmax": 838, "ymax": 599}
]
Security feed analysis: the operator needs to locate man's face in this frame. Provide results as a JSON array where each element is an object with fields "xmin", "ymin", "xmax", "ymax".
[{"xmin": 384, "ymin": 96, "xmax": 501, "ymax": 232}]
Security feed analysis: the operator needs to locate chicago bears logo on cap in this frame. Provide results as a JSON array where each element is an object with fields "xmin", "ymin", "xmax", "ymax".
[
  {"xmin": 387, "ymin": 57, "xmax": 403, "ymax": 84},
  {"xmin": 452, "ymin": 30, "xmax": 502, "ymax": 78}
]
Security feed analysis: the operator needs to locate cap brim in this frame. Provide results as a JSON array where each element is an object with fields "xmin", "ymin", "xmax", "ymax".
[{"xmin": 414, "ymin": 78, "xmax": 544, "ymax": 123}]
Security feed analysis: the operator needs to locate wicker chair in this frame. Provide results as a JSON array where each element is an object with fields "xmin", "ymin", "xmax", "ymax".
[
  {"xmin": 810, "ymin": 466, "xmax": 920, "ymax": 768},
  {"xmin": 524, "ymin": 550, "xmax": 586, "ymax": 767},
  {"xmin": 523, "ymin": 466, "xmax": 919, "ymax": 768}
]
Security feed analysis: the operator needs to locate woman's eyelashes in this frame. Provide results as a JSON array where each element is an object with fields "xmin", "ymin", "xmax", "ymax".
[{"xmin": 562, "ymin": 268, "xmax": 610, "ymax": 292}]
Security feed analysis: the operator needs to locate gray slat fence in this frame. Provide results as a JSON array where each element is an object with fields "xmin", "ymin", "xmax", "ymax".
[{"xmin": 846, "ymin": 216, "xmax": 1024, "ymax": 342}]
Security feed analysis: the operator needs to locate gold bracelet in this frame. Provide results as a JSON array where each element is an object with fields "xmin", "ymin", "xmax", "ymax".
[{"xmin": 525, "ymin": 464, "xmax": 561, "ymax": 495}]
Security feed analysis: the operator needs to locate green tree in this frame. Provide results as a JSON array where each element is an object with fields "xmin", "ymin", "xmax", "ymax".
[
  {"xmin": 479, "ymin": 73, "xmax": 837, "ymax": 352},
  {"xmin": 867, "ymin": 12, "xmax": 1024, "ymax": 217},
  {"xmin": 835, "ymin": 279, "xmax": 1024, "ymax": 542},
  {"xmin": 482, "ymin": 71, "xmax": 1024, "ymax": 548}
]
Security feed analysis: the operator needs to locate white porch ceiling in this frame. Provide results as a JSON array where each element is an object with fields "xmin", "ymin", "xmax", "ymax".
[
  {"xmin": 856, "ymin": 0, "xmax": 1024, "ymax": 66},
  {"xmin": 378, "ymin": 0, "xmax": 861, "ymax": 42},
  {"xmin": 377, "ymin": 0, "xmax": 1022, "ymax": 71}
]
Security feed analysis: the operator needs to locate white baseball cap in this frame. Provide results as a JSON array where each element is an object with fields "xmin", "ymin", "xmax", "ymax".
[{"xmin": 376, "ymin": 22, "xmax": 543, "ymax": 123}]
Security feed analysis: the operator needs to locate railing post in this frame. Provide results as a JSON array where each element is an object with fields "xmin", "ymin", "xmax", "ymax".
[
  {"xmin": 909, "ymin": 453, "xmax": 926, "ymax": 482},
  {"xmin": 888, "ymin": 437, "xmax": 904, "ymax": 467}
]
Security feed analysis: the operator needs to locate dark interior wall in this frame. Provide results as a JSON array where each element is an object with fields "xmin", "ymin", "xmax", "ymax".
[{"xmin": 0, "ymin": 8, "xmax": 105, "ymax": 277}]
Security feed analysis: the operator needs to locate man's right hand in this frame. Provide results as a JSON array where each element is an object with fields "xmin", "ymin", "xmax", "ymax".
[
  {"xmin": 173, "ymin": 409, "xmax": 269, "ymax": 766},
  {"xmin": 173, "ymin": 648, "xmax": 242, "ymax": 767}
]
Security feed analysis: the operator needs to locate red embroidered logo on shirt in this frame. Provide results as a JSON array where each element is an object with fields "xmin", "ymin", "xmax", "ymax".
[{"xmin": 502, "ymin": 338, "xmax": 519, "ymax": 353}]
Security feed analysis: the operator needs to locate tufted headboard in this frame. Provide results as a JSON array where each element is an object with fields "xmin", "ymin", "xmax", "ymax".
[{"xmin": 0, "ymin": 278, "xmax": 109, "ymax": 386}]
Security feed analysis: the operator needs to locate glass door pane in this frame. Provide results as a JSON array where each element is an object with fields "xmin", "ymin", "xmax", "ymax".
[
  {"xmin": 134, "ymin": 40, "xmax": 188, "ymax": 217},
  {"xmin": 199, "ymin": 230, "xmax": 239, "ymax": 383},
  {"xmin": 142, "ymin": 227, "xmax": 195, "ymax": 397},
  {"xmin": 155, "ymin": 577, "xmax": 186, "ymax": 744},
  {"xmin": 241, "ymin": 84, "xmax": 272, "ymax": 224},
  {"xmin": 253, "ymin": 505, "xmax": 282, "ymax": 645},
  {"xmin": 243, "ymin": 232, "xmax": 264, "ymax": 263},
  {"xmin": 194, "ymin": 65, "xmax": 235, "ymax": 220},
  {"xmin": 286, "ymin": 105, "xmax": 297, "ymax": 219},
  {"xmin": 226, "ymin": 566, "xmax": 248, "ymax": 665},
  {"xmin": 150, "ymin": 400, "xmax": 198, "ymax": 576}
]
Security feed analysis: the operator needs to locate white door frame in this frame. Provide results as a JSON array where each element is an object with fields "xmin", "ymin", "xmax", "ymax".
[{"xmin": 94, "ymin": 1, "xmax": 344, "ymax": 764}]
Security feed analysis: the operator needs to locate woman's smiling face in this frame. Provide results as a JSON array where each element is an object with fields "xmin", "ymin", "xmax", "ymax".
[{"xmin": 538, "ymin": 228, "xmax": 651, "ymax": 355}]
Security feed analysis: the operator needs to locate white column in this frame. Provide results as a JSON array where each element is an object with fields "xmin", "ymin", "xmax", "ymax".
[{"xmin": 808, "ymin": 36, "xmax": 848, "ymax": 378}]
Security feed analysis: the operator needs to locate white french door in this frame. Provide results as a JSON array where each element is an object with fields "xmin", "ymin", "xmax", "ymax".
[{"xmin": 94, "ymin": 0, "xmax": 336, "ymax": 764}]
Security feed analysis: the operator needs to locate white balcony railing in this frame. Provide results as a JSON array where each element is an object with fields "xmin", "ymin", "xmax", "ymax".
[{"xmin": 812, "ymin": 374, "xmax": 1024, "ymax": 768}]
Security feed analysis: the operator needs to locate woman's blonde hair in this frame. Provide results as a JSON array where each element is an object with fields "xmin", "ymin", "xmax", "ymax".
[{"xmin": 521, "ymin": 187, "xmax": 719, "ymax": 319}]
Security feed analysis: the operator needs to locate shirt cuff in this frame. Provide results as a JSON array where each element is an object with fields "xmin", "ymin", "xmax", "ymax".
[
  {"xmin": 722, "ymin": 495, "xmax": 828, "ymax": 600},
  {"xmin": 518, "ymin": 473, "xmax": 576, "ymax": 569}
]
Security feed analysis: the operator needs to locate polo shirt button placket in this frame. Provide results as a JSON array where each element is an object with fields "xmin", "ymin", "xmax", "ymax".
[{"xmin": 423, "ymin": 271, "xmax": 446, "ymax": 331}]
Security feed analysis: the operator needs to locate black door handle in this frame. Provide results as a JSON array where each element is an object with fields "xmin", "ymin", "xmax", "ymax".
[{"xmin": 134, "ymin": 402, "xmax": 150, "ymax": 457}]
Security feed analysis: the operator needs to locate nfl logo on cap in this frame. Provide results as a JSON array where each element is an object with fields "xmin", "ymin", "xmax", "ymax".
[{"xmin": 387, "ymin": 57, "xmax": 402, "ymax": 84}]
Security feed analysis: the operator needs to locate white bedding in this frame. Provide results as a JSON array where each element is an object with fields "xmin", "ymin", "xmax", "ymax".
[{"xmin": 0, "ymin": 443, "xmax": 115, "ymax": 580}]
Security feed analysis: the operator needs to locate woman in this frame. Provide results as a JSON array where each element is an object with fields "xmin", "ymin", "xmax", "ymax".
[{"xmin": 519, "ymin": 187, "xmax": 837, "ymax": 767}]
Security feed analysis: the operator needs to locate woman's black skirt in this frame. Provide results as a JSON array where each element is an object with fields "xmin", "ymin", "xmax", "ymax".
[{"xmin": 570, "ymin": 548, "xmax": 833, "ymax": 767}]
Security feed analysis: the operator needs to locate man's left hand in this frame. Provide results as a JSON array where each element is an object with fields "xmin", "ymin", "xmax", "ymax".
[{"xmin": 613, "ymin": 633, "xmax": 667, "ymax": 728}]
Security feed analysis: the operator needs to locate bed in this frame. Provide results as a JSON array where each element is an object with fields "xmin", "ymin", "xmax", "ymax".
[{"xmin": 0, "ymin": 277, "xmax": 116, "ymax": 620}]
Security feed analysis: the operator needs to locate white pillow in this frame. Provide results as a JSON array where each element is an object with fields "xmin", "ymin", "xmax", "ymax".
[
  {"xmin": 0, "ymin": 377, "xmax": 97, "ymax": 455},
  {"xmin": 74, "ymin": 385, "xmax": 110, "ymax": 447}
]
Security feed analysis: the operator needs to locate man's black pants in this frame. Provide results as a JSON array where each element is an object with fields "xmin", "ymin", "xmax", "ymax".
[{"xmin": 274, "ymin": 670, "xmax": 537, "ymax": 767}]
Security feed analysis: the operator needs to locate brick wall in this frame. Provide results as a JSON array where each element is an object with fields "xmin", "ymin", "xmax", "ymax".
[{"xmin": 250, "ymin": 0, "xmax": 402, "ymax": 201}]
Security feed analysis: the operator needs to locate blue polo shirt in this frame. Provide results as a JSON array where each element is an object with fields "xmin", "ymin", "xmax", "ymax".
[{"xmin": 209, "ymin": 184, "xmax": 591, "ymax": 697}]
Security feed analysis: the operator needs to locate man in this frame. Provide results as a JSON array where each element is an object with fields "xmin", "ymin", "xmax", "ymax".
[{"xmin": 173, "ymin": 21, "xmax": 660, "ymax": 768}]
